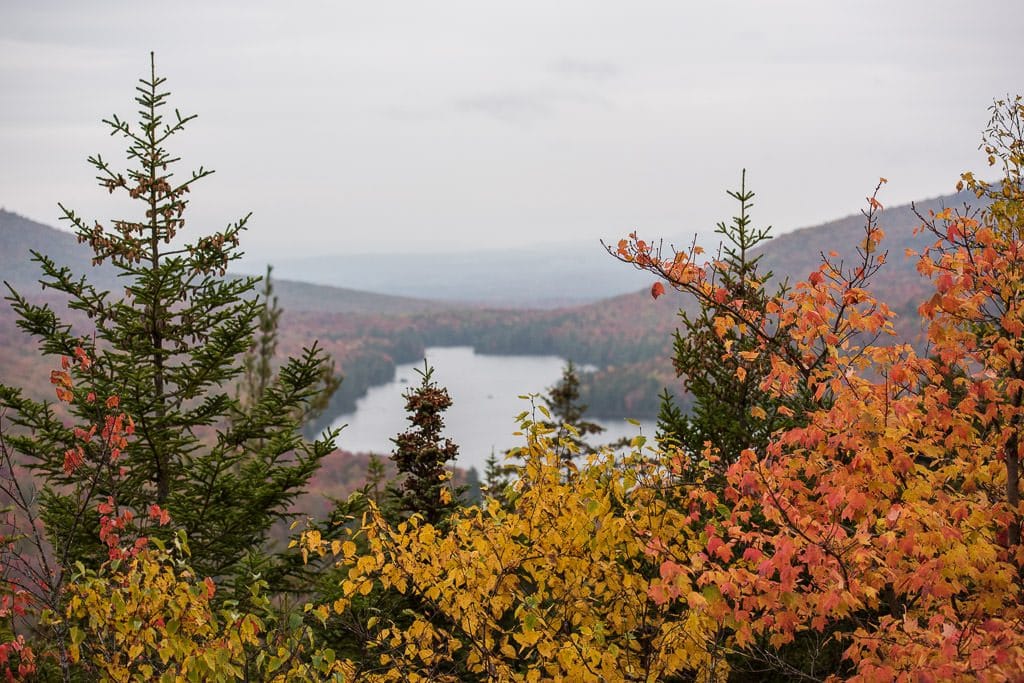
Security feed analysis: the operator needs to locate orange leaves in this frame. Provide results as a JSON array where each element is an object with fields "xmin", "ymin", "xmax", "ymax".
[
  {"xmin": 616, "ymin": 238, "xmax": 629, "ymax": 258},
  {"xmin": 73, "ymin": 346, "xmax": 91, "ymax": 369},
  {"xmin": 51, "ymin": 346, "xmax": 97, "ymax": 402},
  {"xmin": 611, "ymin": 232, "xmax": 707, "ymax": 294},
  {"xmin": 712, "ymin": 315, "xmax": 731, "ymax": 339},
  {"xmin": 705, "ymin": 535, "xmax": 733, "ymax": 562},
  {"xmin": 50, "ymin": 369, "xmax": 73, "ymax": 402}
]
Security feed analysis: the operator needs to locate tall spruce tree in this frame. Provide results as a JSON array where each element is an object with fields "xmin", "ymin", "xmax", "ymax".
[
  {"xmin": 0, "ymin": 55, "xmax": 337, "ymax": 584},
  {"xmin": 656, "ymin": 172, "xmax": 807, "ymax": 476},
  {"xmin": 237, "ymin": 265, "xmax": 283, "ymax": 414}
]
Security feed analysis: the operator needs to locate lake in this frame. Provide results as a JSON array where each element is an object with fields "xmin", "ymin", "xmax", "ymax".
[{"xmin": 329, "ymin": 346, "xmax": 656, "ymax": 474}]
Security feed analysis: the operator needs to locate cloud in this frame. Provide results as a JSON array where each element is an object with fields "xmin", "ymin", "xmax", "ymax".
[
  {"xmin": 547, "ymin": 58, "xmax": 620, "ymax": 81},
  {"xmin": 454, "ymin": 89, "xmax": 611, "ymax": 125}
]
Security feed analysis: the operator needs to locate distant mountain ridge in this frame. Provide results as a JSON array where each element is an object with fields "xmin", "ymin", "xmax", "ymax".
[
  {"xmin": 0, "ymin": 209, "xmax": 455, "ymax": 316},
  {"xmin": 5, "ymin": 185, "xmax": 971, "ymax": 316}
]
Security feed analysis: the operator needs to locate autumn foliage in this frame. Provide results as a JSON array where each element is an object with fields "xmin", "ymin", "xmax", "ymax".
[
  {"xmin": 294, "ymin": 97, "xmax": 1024, "ymax": 681},
  {"xmin": 2, "ymin": 56, "xmax": 1024, "ymax": 681}
]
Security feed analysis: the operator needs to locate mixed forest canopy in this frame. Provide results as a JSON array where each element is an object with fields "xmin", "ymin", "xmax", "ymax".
[{"xmin": 0, "ymin": 56, "xmax": 1022, "ymax": 681}]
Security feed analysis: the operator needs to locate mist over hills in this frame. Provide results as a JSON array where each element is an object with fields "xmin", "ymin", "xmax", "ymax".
[
  {"xmin": 5, "ymin": 184, "xmax": 971, "ymax": 316},
  {"xmin": 243, "ymin": 241, "xmax": 657, "ymax": 308},
  {"xmin": 237, "ymin": 187, "xmax": 974, "ymax": 310}
]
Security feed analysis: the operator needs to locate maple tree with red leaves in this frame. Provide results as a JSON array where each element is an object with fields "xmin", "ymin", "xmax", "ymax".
[{"xmin": 611, "ymin": 96, "xmax": 1024, "ymax": 680}]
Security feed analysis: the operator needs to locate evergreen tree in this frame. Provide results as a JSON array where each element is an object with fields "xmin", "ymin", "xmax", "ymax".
[
  {"xmin": 0, "ymin": 55, "xmax": 338, "ymax": 585},
  {"xmin": 237, "ymin": 265, "xmax": 283, "ymax": 414},
  {"xmin": 364, "ymin": 453, "xmax": 388, "ymax": 507},
  {"xmin": 481, "ymin": 448, "xmax": 513, "ymax": 507},
  {"xmin": 541, "ymin": 361, "xmax": 604, "ymax": 462},
  {"xmin": 653, "ymin": 173, "xmax": 839, "ymax": 679},
  {"xmin": 657, "ymin": 172, "xmax": 807, "ymax": 477},
  {"xmin": 462, "ymin": 466, "xmax": 482, "ymax": 504},
  {"xmin": 386, "ymin": 362, "xmax": 460, "ymax": 526}
]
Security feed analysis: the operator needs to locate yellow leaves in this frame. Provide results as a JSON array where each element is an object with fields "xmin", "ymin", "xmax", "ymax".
[
  {"xmin": 418, "ymin": 525, "xmax": 436, "ymax": 545},
  {"xmin": 63, "ymin": 544, "xmax": 345, "ymax": 681},
  {"xmin": 293, "ymin": 428, "xmax": 720, "ymax": 681},
  {"xmin": 512, "ymin": 628, "xmax": 541, "ymax": 649},
  {"xmin": 712, "ymin": 315, "xmax": 731, "ymax": 339},
  {"xmin": 300, "ymin": 528, "xmax": 321, "ymax": 563}
]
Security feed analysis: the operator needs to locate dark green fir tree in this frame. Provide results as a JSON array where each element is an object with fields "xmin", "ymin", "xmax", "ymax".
[
  {"xmin": 386, "ymin": 362, "xmax": 461, "ymax": 526},
  {"xmin": 237, "ymin": 265, "xmax": 284, "ymax": 414},
  {"xmin": 481, "ymin": 448, "xmax": 513, "ymax": 507},
  {"xmin": 0, "ymin": 54, "xmax": 338, "ymax": 587}
]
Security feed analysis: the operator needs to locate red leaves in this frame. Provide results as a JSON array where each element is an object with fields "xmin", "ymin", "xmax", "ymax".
[
  {"xmin": 651, "ymin": 282, "xmax": 665, "ymax": 299},
  {"xmin": 706, "ymin": 535, "xmax": 733, "ymax": 562},
  {"xmin": 44, "ymin": 351, "xmax": 144, "ymax": 561},
  {"xmin": 51, "ymin": 347, "xmax": 96, "ymax": 402},
  {"xmin": 63, "ymin": 446, "xmax": 85, "ymax": 475},
  {"xmin": 148, "ymin": 504, "xmax": 171, "ymax": 526}
]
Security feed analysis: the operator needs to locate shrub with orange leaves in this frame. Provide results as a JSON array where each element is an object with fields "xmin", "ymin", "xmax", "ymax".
[{"xmin": 616, "ymin": 98, "xmax": 1024, "ymax": 680}]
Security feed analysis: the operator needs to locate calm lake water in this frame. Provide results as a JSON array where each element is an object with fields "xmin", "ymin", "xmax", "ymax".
[{"xmin": 329, "ymin": 346, "xmax": 656, "ymax": 474}]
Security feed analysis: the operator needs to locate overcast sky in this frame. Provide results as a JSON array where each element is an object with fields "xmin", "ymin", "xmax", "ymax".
[{"xmin": 2, "ymin": 1, "xmax": 1021, "ymax": 263}]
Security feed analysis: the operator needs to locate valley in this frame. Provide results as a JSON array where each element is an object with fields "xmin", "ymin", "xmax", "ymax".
[{"xmin": 1, "ymin": 188, "xmax": 970, "ymax": 441}]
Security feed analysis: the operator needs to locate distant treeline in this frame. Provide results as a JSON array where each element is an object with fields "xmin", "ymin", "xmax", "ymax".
[{"xmin": 297, "ymin": 295, "xmax": 681, "ymax": 435}]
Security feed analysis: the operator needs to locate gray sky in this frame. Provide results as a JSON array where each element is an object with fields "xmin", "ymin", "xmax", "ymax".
[{"xmin": 2, "ymin": 1, "xmax": 1022, "ymax": 263}]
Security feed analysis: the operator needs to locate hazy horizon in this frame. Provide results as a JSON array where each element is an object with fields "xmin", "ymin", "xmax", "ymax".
[{"xmin": 4, "ymin": 1, "xmax": 1022, "ymax": 264}]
